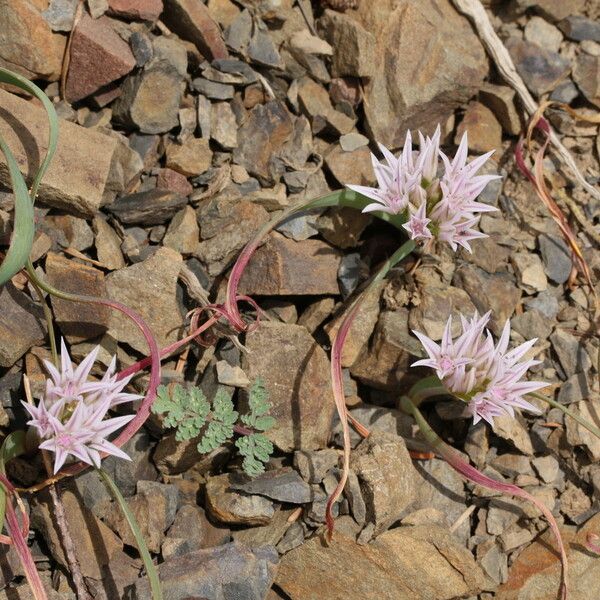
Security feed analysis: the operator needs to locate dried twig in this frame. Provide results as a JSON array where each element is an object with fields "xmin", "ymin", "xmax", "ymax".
[
  {"xmin": 63, "ymin": 247, "xmax": 106, "ymax": 269},
  {"xmin": 452, "ymin": 0, "xmax": 600, "ymax": 204},
  {"xmin": 295, "ymin": 0, "xmax": 317, "ymax": 36},
  {"xmin": 178, "ymin": 264, "xmax": 210, "ymax": 307},
  {"xmin": 48, "ymin": 484, "xmax": 92, "ymax": 600},
  {"xmin": 449, "ymin": 504, "xmax": 476, "ymax": 534},
  {"xmin": 60, "ymin": 0, "xmax": 85, "ymax": 100}
]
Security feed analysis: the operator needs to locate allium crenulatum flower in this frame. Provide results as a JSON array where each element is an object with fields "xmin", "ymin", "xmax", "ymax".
[
  {"xmin": 346, "ymin": 126, "xmax": 501, "ymax": 252},
  {"xmin": 23, "ymin": 340, "xmax": 141, "ymax": 473},
  {"xmin": 412, "ymin": 312, "xmax": 546, "ymax": 426}
]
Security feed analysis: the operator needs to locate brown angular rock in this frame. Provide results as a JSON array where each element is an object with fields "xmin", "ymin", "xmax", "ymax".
[
  {"xmin": 573, "ymin": 54, "xmax": 600, "ymax": 108},
  {"xmin": 319, "ymin": 9, "xmax": 376, "ymax": 78},
  {"xmin": 162, "ymin": 504, "xmax": 230, "ymax": 558},
  {"xmin": 130, "ymin": 543, "xmax": 277, "ymax": 600},
  {"xmin": 297, "ymin": 77, "xmax": 355, "ymax": 136},
  {"xmin": 207, "ymin": 0, "xmax": 240, "ymax": 28},
  {"xmin": 479, "ymin": 83, "xmax": 523, "ymax": 136},
  {"xmin": 355, "ymin": 0, "xmax": 487, "ymax": 146},
  {"xmin": 154, "ymin": 433, "xmax": 230, "ymax": 475},
  {"xmin": 494, "ymin": 413, "xmax": 535, "ymax": 455},
  {"xmin": 0, "ymin": 89, "xmax": 118, "ymax": 216},
  {"xmin": 533, "ymin": 0, "xmax": 585, "ymax": 22},
  {"xmin": 107, "ymin": 189, "xmax": 187, "ymax": 225},
  {"xmin": 456, "ymin": 101, "xmax": 503, "ymax": 153},
  {"xmin": 238, "ymin": 233, "xmax": 342, "ymax": 296},
  {"xmin": 511, "ymin": 252, "xmax": 548, "ymax": 293},
  {"xmin": 297, "ymin": 297, "xmax": 336, "ymax": 333},
  {"xmin": 93, "ymin": 217, "xmax": 126, "ymax": 270},
  {"xmin": 156, "ymin": 167, "xmax": 193, "ymax": 195},
  {"xmin": 107, "ymin": 0, "xmax": 163, "ymax": 21},
  {"xmin": 289, "ymin": 29, "xmax": 333, "ymax": 57},
  {"xmin": 524, "ymin": 16, "xmax": 563, "ymax": 53},
  {"xmin": 329, "ymin": 77, "xmax": 362, "ymax": 107},
  {"xmin": 410, "ymin": 284, "xmax": 477, "ymax": 341},
  {"xmin": 230, "ymin": 468, "xmax": 312, "ymax": 504},
  {"xmin": 210, "ymin": 101, "xmax": 238, "ymax": 149},
  {"xmin": 497, "ymin": 512, "xmax": 600, "ymax": 600},
  {"xmin": 242, "ymin": 322, "xmax": 335, "ymax": 452},
  {"xmin": 566, "ymin": 399, "xmax": 600, "ymax": 461},
  {"xmin": 105, "ymin": 481, "xmax": 178, "ymax": 553},
  {"xmin": 324, "ymin": 145, "xmax": 374, "ymax": 186},
  {"xmin": 412, "ymin": 458, "xmax": 471, "ymax": 543},
  {"xmin": 277, "ymin": 525, "xmax": 486, "ymax": 600},
  {"xmin": 105, "ymin": 247, "xmax": 183, "ymax": 354},
  {"xmin": 46, "ymin": 252, "xmax": 110, "ymax": 343},
  {"xmin": 195, "ymin": 198, "xmax": 270, "ymax": 276},
  {"xmin": 350, "ymin": 309, "xmax": 415, "ymax": 390},
  {"xmin": 0, "ymin": 284, "xmax": 46, "ymax": 368},
  {"xmin": 113, "ymin": 64, "xmax": 184, "ymax": 134},
  {"xmin": 453, "ymin": 264, "xmax": 521, "ymax": 335},
  {"xmin": 45, "ymin": 214, "xmax": 94, "ymax": 251},
  {"xmin": 162, "ymin": 0, "xmax": 228, "ymax": 60},
  {"xmin": 163, "ymin": 206, "xmax": 199, "ymax": 254},
  {"xmin": 206, "ymin": 473, "xmax": 275, "ymax": 525},
  {"xmin": 317, "ymin": 207, "xmax": 371, "ymax": 249},
  {"xmin": 350, "ymin": 431, "xmax": 418, "ymax": 535},
  {"xmin": 166, "ymin": 137, "xmax": 213, "ymax": 177},
  {"xmin": 462, "ymin": 236, "xmax": 510, "ymax": 274},
  {"xmin": 233, "ymin": 507, "xmax": 295, "ymax": 549},
  {"xmin": 233, "ymin": 101, "xmax": 294, "ymax": 185},
  {"xmin": 0, "ymin": 0, "xmax": 66, "ymax": 81},
  {"xmin": 65, "ymin": 14, "xmax": 136, "ymax": 103}
]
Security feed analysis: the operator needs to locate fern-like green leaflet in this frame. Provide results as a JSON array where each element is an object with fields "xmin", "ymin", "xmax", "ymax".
[{"xmin": 152, "ymin": 380, "xmax": 274, "ymax": 476}]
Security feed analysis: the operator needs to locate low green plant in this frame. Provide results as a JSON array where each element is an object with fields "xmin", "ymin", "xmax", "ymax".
[{"xmin": 152, "ymin": 379, "xmax": 275, "ymax": 476}]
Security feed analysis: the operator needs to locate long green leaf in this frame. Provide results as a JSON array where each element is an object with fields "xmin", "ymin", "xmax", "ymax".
[
  {"xmin": 97, "ymin": 469, "xmax": 163, "ymax": 600},
  {"xmin": 304, "ymin": 188, "xmax": 408, "ymax": 231},
  {"xmin": 0, "ymin": 67, "xmax": 59, "ymax": 285},
  {"xmin": 0, "ymin": 138, "xmax": 33, "ymax": 285}
]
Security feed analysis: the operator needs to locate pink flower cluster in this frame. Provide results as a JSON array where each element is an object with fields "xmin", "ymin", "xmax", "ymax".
[
  {"xmin": 346, "ymin": 127, "xmax": 500, "ymax": 252},
  {"xmin": 23, "ymin": 340, "xmax": 140, "ymax": 474},
  {"xmin": 412, "ymin": 312, "xmax": 546, "ymax": 425}
]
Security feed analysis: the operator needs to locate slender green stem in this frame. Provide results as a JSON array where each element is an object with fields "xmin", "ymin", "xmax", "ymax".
[
  {"xmin": 96, "ymin": 469, "xmax": 162, "ymax": 600},
  {"xmin": 28, "ymin": 276, "xmax": 58, "ymax": 365},
  {"xmin": 531, "ymin": 391, "xmax": 600, "ymax": 440},
  {"xmin": 406, "ymin": 375, "xmax": 448, "ymax": 406},
  {"xmin": 400, "ymin": 396, "xmax": 443, "ymax": 449}
]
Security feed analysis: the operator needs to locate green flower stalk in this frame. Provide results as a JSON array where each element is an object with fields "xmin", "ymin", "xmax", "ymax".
[{"xmin": 97, "ymin": 469, "xmax": 162, "ymax": 600}]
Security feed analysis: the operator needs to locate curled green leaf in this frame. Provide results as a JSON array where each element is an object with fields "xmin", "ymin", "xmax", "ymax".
[{"xmin": 0, "ymin": 67, "xmax": 58, "ymax": 285}]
